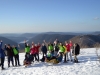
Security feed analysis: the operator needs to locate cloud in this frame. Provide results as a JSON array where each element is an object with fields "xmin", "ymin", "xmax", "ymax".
[{"xmin": 94, "ymin": 17, "xmax": 99, "ymax": 20}]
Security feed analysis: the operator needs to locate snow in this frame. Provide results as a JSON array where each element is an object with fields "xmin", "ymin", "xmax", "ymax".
[{"xmin": 0, "ymin": 48, "xmax": 100, "ymax": 75}]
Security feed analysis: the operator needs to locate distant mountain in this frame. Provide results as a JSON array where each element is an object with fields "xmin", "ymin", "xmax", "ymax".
[
  {"xmin": 27, "ymin": 34, "xmax": 100, "ymax": 48},
  {"xmin": 0, "ymin": 36, "xmax": 18, "ymax": 48},
  {"xmin": 19, "ymin": 33, "xmax": 38, "ymax": 39},
  {"xmin": 0, "ymin": 31, "xmax": 100, "ymax": 49},
  {"xmin": 6, "ymin": 36, "xmax": 28, "ymax": 43},
  {"xmin": 42, "ymin": 31, "xmax": 100, "ymax": 35},
  {"xmin": 28, "ymin": 34, "xmax": 75, "ymax": 44},
  {"xmin": 91, "ymin": 31, "xmax": 100, "ymax": 35},
  {"xmin": 42, "ymin": 32, "xmax": 83, "ymax": 35},
  {"xmin": 69, "ymin": 35, "xmax": 100, "ymax": 48},
  {"xmin": 0, "ymin": 33, "xmax": 21, "ymax": 37}
]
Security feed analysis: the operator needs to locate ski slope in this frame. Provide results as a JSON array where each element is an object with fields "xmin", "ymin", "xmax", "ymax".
[{"xmin": 0, "ymin": 48, "xmax": 100, "ymax": 75}]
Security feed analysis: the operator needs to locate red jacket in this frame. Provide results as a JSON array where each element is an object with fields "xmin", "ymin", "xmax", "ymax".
[
  {"xmin": 69, "ymin": 43, "xmax": 73, "ymax": 47},
  {"xmin": 35, "ymin": 45, "xmax": 41, "ymax": 53},
  {"xmin": 30, "ymin": 47, "xmax": 36, "ymax": 54},
  {"xmin": 65, "ymin": 44, "xmax": 70, "ymax": 52}
]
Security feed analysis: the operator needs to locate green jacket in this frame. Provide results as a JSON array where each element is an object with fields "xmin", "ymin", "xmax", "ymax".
[
  {"xmin": 59, "ymin": 45, "xmax": 65, "ymax": 53},
  {"xmin": 47, "ymin": 52, "xmax": 51, "ymax": 57},
  {"xmin": 13, "ymin": 47, "xmax": 18, "ymax": 55},
  {"xmin": 25, "ymin": 46, "xmax": 30, "ymax": 53},
  {"xmin": 48, "ymin": 45, "xmax": 53, "ymax": 51}
]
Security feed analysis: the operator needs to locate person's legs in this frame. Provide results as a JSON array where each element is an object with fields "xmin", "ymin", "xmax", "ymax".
[
  {"xmin": 66, "ymin": 52, "xmax": 69, "ymax": 61},
  {"xmin": 1, "ymin": 58, "xmax": 5, "ymax": 69},
  {"xmin": 37, "ymin": 53, "xmax": 39, "ymax": 61},
  {"xmin": 69, "ymin": 51, "xmax": 72, "ymax": 61},
  {"xmin": 42, "ymin": 52, "xmax": 44, "ymax": 58},
  {"xmin": 0, "ymin": 58, "xmax": 1, "ymax": 66},
  {"xmin": 34, "ymin": 54, "xmax": 37, "ymax": 61},
  {"xmin": 17, "ymin": 55, "xmax": 20, "ymax": 66},
  {"xmin": 11, "ymin": 56, "xmax": 14, "ymax": 66},
  {"xmin": 31, "ymin": 54, "xmax": 34, "ymax": 62},
  {"xmin": 14, "ymin": 55, "xmax": 17, "ymax": 66},
  {"xmin": 74, "ymin": 55, "xmax": 78, "ymax": 62},
  {"xmin": 54, "ymin": 51, "xmax": 58, "ymax": 56},
  {"xmin": 8, "ymin": 56, "xmax": 10, "ymax": 67},
  {"xmin": 64, "ymin": 53, "xmax": 67, "ymax": 62},
  {"xmin": 44, "ymin": 52, "xmax": 47, "ymax": 56}
]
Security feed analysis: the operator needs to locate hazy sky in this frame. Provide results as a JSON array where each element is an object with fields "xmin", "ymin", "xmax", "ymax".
[{"xmin": 0, "ymin": 0, "xmax": 100, "ymax": 33}]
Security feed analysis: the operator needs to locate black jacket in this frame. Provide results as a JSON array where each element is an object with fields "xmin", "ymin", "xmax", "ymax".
[
  {"xmin": 54, "ymin": 45, "xmax": 59, "ymax": 52},
  {"xmin": 41, "ymin": 45, "xmax": 47, "ymax": 53},
  {"xmin": 5, "ymin": 46, "xmax": 14, "ymax": 57},
  {"xmin": 73, "ymin": 44, "xmax": 80, "ymax": 55}
]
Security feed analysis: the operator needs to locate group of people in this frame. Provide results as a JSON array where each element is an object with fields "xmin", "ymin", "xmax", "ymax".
[
  {"xmin": 0, "ymin": 39, "xmax": 80, "ymax": 70},
  {"xmin": 0, "ymin": 40, "xmax": 20, "ymax": 70},
  {"xmin": 23, "ymin": 39, "xmax": 80, "ymax": 66}
]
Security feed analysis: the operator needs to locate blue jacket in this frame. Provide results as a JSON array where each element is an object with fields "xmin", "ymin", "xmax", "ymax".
[
  {"xmin": 0, "ymin": 42, "xmax": 5, "ymax": 58},
  {"xmin": 57, "ymin": 55, "xmax": 63, "ymax": 62}
]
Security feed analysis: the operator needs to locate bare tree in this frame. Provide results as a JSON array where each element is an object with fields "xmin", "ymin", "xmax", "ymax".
[{"xmin": 94, "ymin": 43, "xmax": 100, "ymax": 64}]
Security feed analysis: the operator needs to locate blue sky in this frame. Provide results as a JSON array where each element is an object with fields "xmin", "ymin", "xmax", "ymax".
[{"xmin": 0, "ymin": 0, "xmax": 100, "ymax": 33}]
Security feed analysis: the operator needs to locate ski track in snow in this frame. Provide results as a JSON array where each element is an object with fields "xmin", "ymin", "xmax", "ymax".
[{"xmin": 0, "ymin": 48, "xmax": 100, "ymax": 75}]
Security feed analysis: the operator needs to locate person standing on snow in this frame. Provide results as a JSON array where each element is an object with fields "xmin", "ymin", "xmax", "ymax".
[
  {"xmin": 30, "ymin": 44, "xmax": 37, "ymax": 62},
  {"xmin": 41, "ymin": 43, "xmax": 47, "ymax": 59},
  {"xmin": 73, "ymin": 43, "xmax": 80, "ymax": 63},
  {"xmin": 58, "ymin": 43, "xmax": 65, "ymax": 60},
  {"xmin": 12, "ymin": 45, "xmax": 20, "ymax": 66},
  {"xmin": 63, "ymin": 44, "xmax": 67, "ymax": 63},
  {"xmin": 35, "ymin": 43, "xmax": 41, "ymax": 62},
  {"xmin": 24, "ymin": 40, "xmax": 30, "ymax": 56},
  {"xmin": 0, "ymin": 40, "xmax": 5, "ymax": 70},
  {"xmin": 65, "ymin": 41, "xmax": 73, "ymax": 61},
  {"xmin": 5, "ymin": 44, "xmax": 14, "ymax": 67},
  {"xmin": 53, "ymin": 40, "xmax": 59, "ymax": 56}
]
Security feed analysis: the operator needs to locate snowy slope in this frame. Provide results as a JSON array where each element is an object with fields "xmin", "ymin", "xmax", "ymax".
[{"xmin": 0, "ymin": 48, "xmax": 100, "ymax": 75}]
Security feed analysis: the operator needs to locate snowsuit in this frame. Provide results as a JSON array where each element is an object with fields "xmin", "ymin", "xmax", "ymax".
[
  {"xmin": 13, "ymin": 47, "xmax": 20, "ymax": 66},
  {"xmin": 0, "ymin": 42, "xmax": 5, "ymax": 69},
  {"xmin": 5, "ymin": 45, "xmax": 14, "ymax": 67}
]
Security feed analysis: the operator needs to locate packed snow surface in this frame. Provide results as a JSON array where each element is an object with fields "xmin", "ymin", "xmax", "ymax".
[{"xmin": 0, "ymin": 48, "xmax": 100, "ymax": 75}]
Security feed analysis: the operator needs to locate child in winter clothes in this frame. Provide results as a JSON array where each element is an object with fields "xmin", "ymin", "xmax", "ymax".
[{"xmin": 0, "ymin": 40, "xmax": 5, "ymax": 70}]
